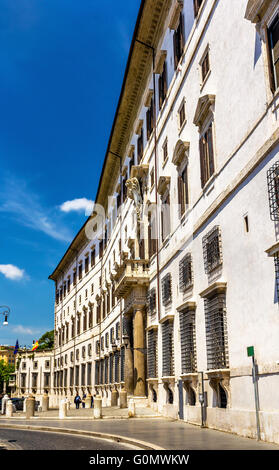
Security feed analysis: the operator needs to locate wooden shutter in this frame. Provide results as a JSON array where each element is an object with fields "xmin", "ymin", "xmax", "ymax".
[
  {"xmin": 270, "ymin": 15, "xmax": 279, "ymax": 90},
  {"xmin": 178, "ymin": 174, "xmax": 184, "ymax": 217},
  {"xmin": 199, "ymin": 137, "xmax": 206, "ymax": 187},
  {"xmin": 265, "ymin": 25, "xmax": 276, "ymax": 93},
  {"xmin": 207, "ymin": 125, "xmax": 215, "ymax": 177}
]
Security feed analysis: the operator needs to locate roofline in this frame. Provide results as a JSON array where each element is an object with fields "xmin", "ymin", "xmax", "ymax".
[{"xmin": 49, "ymin": 0, "xmax": 146, "ymax": 282}]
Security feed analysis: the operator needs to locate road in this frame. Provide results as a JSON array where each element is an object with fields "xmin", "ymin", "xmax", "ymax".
[{"xmin": 0, "ymin": 428, "xmax": 139, "ymax": 450}]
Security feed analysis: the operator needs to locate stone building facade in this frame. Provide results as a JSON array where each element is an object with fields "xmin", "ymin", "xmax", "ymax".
[{"xmin": 14, "ymin": 0, "xmax": 279, "ymax": 444}]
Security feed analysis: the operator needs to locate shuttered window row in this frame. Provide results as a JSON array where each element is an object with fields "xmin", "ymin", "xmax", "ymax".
[
  {"xmin": 180, "ymin": 309, "xmax": 197, "ymax": 373},
  {"xmin": 204, "ymin": 293, "xmax": 229, "ymax": 370},
  {"xmin": 162, "ymin": 320, "xmax": 174, "ymax": 376},
  {"xmin": 162, "ymin": 273, "xmax": 172, "ymax": 306},
  {"xmin": 147, "ymin": 329, "xmax": 158, "ymax": 378},
  {"xmin": 179, "ymin": 253, "xmax": 193, "ymax": 291},
  {"xmin": 202, "ymin": 226, "xmax": 222, "ymax": 274}
]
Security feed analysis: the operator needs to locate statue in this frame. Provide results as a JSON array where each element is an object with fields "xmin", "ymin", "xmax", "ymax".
[{"xmin": 126, "ymin": 177, "xmax": 142, "ymax": 220}]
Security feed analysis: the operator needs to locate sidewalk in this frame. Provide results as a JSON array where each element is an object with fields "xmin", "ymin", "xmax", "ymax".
[{"xmin": 1, "ymin": 410, "xmax": 278, "ymax": 450}]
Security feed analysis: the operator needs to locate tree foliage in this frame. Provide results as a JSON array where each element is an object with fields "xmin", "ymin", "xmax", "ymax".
[
  {"xmin": 37, "ymin": 330, "xmax": 54, "ymax": 350},
  {"xmin": 0, "ymin": 359, "xmax": 15, "ymax": 388}
]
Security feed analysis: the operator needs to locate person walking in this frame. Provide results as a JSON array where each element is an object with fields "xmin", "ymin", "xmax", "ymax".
[
  {"xmin": 82, "ymin": 393, "xmax": 86, "ymax": 409},
  {"xmin": 74, "ymin": 393, "xmax": 81, "ymax": 409}
]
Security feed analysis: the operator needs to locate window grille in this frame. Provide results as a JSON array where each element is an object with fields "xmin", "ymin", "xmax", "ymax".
[
  {"xmin": 179, "ymin": 253, "xmax": 193, "ymax": 291},
  {"xmin": 96, "ymin": 340, "xmax": 100, "ymax": 355},
  {"xmin": 162, "ymin": 320, "xmax": 174, "ymax": 376},
  {"xmin": 147, "ymin": 329, "xmax": 158, "ymax": 378},
  {"xmin": 109, "ymin": 354, "xmax": 114, "ymax": 383},
  {"xmin": 179, "ymin": 309, "xmax": 197, "ymax": 373},
  {"xmin": 148, "ymin": 288, "xmax": 156, "ymax": 315},
  {"xmin": 162, "ymin": 273, "xmax": 172, "ymax": 306},
  {"xmin": 88, "ymin": 344, "xmax": 92, "ymax": 357},
  {"xmin": 87, "ymin": 363, "xmax": 92, "ymax": 385},
  {"xmin": 267, "ymin": 161, "xmax": 279, "ymax": 221},
  {"xmin": 115, "ymin": 350, "xmax": 120, "ymax": 383},
  {"xmin": 75, "ymin": 366, "xmax": 79, "ymax": 386},
  {"xmin": 204, "ymin": 292, "xmax": 229, "ymax": 370},
  {"xmin": 105, "ymin": 333, "xmax": 109, "ymax": 348},
  {"xmin": 76, "ymin": 349, "xmax": 79, "ymax": 361},
  {"xmin": 202, "ymin": 226, "xmax": 222, "ymax": 274},
  {"xmin": 95, "ymin": 361, "xmax": 100, "ymax": 386},
  {"xmin": 120, "ymin": 347, "xmax": 125, "ymax": 382},
  {"xmin": 82, "ymin": 346, "xmax": 86, "ymax": 358},
  {"xmin": 104, "ymin": 357, "xmax": 108, "ymax": 384},
  {"xmin": 110, "ymin": 327, "xmax": 114, "ymax": 344},
  {"xmin": 100, "ymin": 359, "xmax": 104, "ymax": 384},
  {"xmin": 274, "ymin": 254, "xmax": 279, "ymax": 301},
  {"xmin": 116, "ymin": 322, "xmax": 120, "ymax": 340},
  {"xmin": 81, "ymin": 364, "xmax": 86, "ymax": 386}
]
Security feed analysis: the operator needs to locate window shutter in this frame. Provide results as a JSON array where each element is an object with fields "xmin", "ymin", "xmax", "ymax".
[
  {"xmin": 265, "ymin": 25, "xmax": 276, "ymax": 93},
  {"xmin": 207, "ymin": 125, "xmax": 215, "ymax": 177},
  {"xmin": 179, "ymin": 13, "xmax": 185, "ymax": 53},
  {"xmin": 178, "ymin": 174, "xmax": 185, "ymax": 217},
  {"xmin": 199, "ymin": 137, "xmax": 206, "ymax": 187}
]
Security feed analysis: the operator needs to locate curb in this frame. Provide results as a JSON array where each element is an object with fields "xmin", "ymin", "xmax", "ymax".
[{"xmin": 0, "ymin": 423, "xmax": 165, "ymax": 451}]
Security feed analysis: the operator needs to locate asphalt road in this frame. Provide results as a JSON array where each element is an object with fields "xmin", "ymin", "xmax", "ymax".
[{"xmin": 0, "ymin": 428, "xmax": 139, "ymax": 450}]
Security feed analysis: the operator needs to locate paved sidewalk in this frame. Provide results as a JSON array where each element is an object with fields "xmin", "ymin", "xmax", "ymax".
[{"xmin": 0, "ymin": 417, "xmax": 278, "ymax": 450}]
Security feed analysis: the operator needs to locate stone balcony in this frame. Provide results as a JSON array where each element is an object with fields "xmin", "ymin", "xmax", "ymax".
[{"xmin": 113, "ymin": 257, "xmax": 150, "ymax": 298}]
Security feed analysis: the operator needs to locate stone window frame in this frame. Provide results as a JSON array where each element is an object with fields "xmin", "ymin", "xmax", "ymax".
[{"xmin": 199, "ymin": 44, "xmax": 211, "ymax": 90}]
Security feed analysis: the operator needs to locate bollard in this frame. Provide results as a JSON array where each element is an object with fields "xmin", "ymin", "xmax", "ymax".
[
  {"xmin": 128, "ymin": 398, "xmax": 135, "ymax": 418},
  {"xmin": 85, "ymin": 394, "xmax": 92, "ymax": 409},
  {"xmin": 65, "ymin": 398, "xmax": 70, "ymax": 410},
  {"xmin": 25, "ymin": 395, "xmax": 35, "ymax": 419},
  {"xmin": 1, "ymin": 394, "xmax": 9, "ymax": 415},
  {"xmin": 111, "ymin": 389, "xmax": 118, "ymax": 407},
  {"xmin": 93, "ymin": 395, "xmax": 102, "ymax": 419},
  {"xmin": 59, "ymin": 399, "xmax": 68, "ymax": 419},
  {"xmin": 6, "ymin": 400, "xmax": 14, "ymax": 418},
  {"xmin": 119, "ymin": 389, "xmax": 128, "ymax": 409},
  {"xmin": 23, "ymin": 397, "xmax": 26, "ymax": 413},
  {"xmin": 42, "ymin": 393, "xmax": 49, "ymax": 412}
]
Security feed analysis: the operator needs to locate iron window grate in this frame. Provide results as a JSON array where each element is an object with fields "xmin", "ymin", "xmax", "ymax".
[
  {"xmin": 147, "ymin": 329, "xmax": 158, "ymax": 378},
  {"xmin": 120, "ymin": 347, "xmax": 125, "ymax": 382},
  {"xmin": 204, "ymin": 293, "xmax": 229, "ymax": 370},
  {"xmin": 114, "ymin": 350, "xmax": 120, "ymax": 383},
  {"xmin": 148, "ymin": 288, "xmax": 156, "ymax": 316},
  {"xmin": 162, "ymin": 320, "xmax": 174, "ymax": 376},
  {"xmin": 202, "ymin": 226, "xmax": 222, "ymax": 274},
  {"xmin": 267, "ymin": 161, "xmax": 279, "ymax": 221},
  {"xmin": 179, "ymin": 253, "xmax": 193, "ymax": 291},
  {"xmin": 162, "ymin": 273, "xmax": 172, "ymax": 306},
  {"xmin": 179, "ymin": 309, "xmax": 197, "ymax": 373},
  {"xmin": 274, "ymin": 254, "xmax": 279, "ymax": 301}
]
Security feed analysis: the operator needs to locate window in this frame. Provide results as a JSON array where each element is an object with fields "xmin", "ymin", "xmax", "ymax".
[
  {"xmin": 201, "ymin": 50, "xmax": 210, "ymax": 83},
  {"xmin": 91, "ymin": 248, "xmax": 95, "ymax": 267},
  {"xmin": 148, "ymin": 210, "xmax": 157, "ymax": 258},
  {"xmin": 147, "ymin": 329, "xmax": 158, "ymax": 378},
  {"xmin": 162, "ymin": 320, "xmax": 174, "ymax": 376},
  {"xmin": 82, "ymin": 346, "xmax": 86, "ymax": 359},
  {"xmin": 179, "ymin": 253, "xmax": 193, "ymax": 291},
  {"xmin": 266, "ymin": 13, "xmax": 279, "ymax": 92},
  {"xmin": 73, "ymin": 271, "xmax": 77, "ymax": 286},
  {"xmin": 105, "ymin": 332, "xmax": 109, "ymax": 348},
  {"xmin": 67, "ymin": 278, "xmax": 70, "ymax": 293},
  {"xmin": 267, "ymin": 161, "xmax": 279, "ymax": 221},
  {"xmin": 161, "ymin": 192, "xmax": 171, "ymax": 242},
  {"xmin": 199, "ymin": 122, "xmax": 215, "ymax": 187},
  {"xmin": 173, "ymin": 13, "xmax": 184, "ymax": 69},
  {"xmin": 85, "ymin": 256, "xmax": 89, "ymax": 273},
  {"xmin": 146, "ymin": 98, "xmax": 154, "ymax": 140},
  {"xmin": 193, "ymin": 0, "xmax": 203, "ymax": 18},
  {"xmin": 99, "ymin": 239, "xmax": 104, "ymax": 259},
  {"xmin": 137, "ymin": 127, "xmax": 144, "ymax": 162},
  {"xmin": 162, "ymin": 273, "xmax": 172, "ymax": 306},
  {"xmin": 116, "ymin": 322, "xmax": 120, "ymax": 340},
  {"xmin": 162, "ymin": 138, "xmax": 168, "ymax": 164},
  {"xmin": 178, "ymin": 100, "xmax": 186, "ymax": 129},
  {"xmin": 159, "ymin": 60, "xmax": 168, "ymax": 109},
  {"xmin": 148, "ymin": 288, "xmax": 156, "ymax": 315},
  {"xmin": 179, "ymin": 308, "xmax": 196, "ymax": 373},
  {"xmin": 150, "ymin": 168, "xmax": 155, "ymax": 188},
  {"xmin": 203, "ymin": 226, "xmax": 222, "ymax": 274},
  {"xmin": 177, "ymin": 166, "xmax": 189, "ymax": 218},
  {"xmin": 204, "ymin": 291, "xmax": 229, "ymax": 370},
  {"xmin": 78, "ymin": 262, "xmax": 83, "ymax": 280},
  {"xmin": 101, "ymin": 336, "xmax": 104, "ymax": 351}
]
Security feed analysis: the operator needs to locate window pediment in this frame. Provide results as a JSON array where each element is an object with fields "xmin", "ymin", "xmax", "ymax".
[
  {"xmin": 172, "ymin": 140, "xmax": 190, "ymax": 166},
  {"xmin": 244, "ymin": 0, "xmax": 272, "ymax": 23},
  {"xmin": 158, "ymin": 176, "xmax": 171, "ymax": 196},
  {"xmin": 193, "ymin": 94, "xmax": 215, "ymax": 130},
  {"xmin": 169, "ymin": 0, "xmax": 184, "ymax": 30}
]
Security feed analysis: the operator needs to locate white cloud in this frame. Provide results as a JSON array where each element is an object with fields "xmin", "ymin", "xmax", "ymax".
[
  {"xmin": 10, "ymin": 325, "xmax": 42, "ymax": 336},
  {"xmin": 0, "ymin": 264, "xmax": 25, "ymax": 280},
  {"xmin": 0, "ymin": 174, "xmax": 73, "ymax": 243},
  {"xmin": 60, "ymin": 198, "xmax": 94, "ymax": 215}
]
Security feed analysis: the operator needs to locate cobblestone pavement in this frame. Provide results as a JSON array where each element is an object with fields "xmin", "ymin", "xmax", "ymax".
[{"xmin": 0, "ymin": 417, "xmax": 278, "ymax": 450}]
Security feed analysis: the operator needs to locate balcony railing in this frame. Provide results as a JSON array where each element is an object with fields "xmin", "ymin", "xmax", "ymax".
[{"xmin": 113, "ymin": 258, "xmax": 150, "ymax": 297}]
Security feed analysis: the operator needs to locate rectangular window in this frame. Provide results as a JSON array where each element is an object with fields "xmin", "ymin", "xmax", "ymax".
[
  {"xmin": 162, "ymin": 273, "xmax": 172, "ymax": 306},
  {"xmin": 177, "ymin": 166, "xmax": 189, "ymax": 217},
  {"xmin": 199, "ymin": 122, "xmax": 214, "ymax": 188},
  {"xmin": 67, "ymin": 278, "xmax": 70, "ymax": 293},
  {"xmin": 120, "ymin": 347, "xmax": 125, "ymax": 382},
  {"xmin": 137, "ymin": 127, "xmax": 144, "ymax": 163},
  {"xmin": 95, "ymin": 361, "xmax": 100, "ymax": 386},
  {"xmin": 146, "ymin": 98, "xmax": 154, "ymax": 140},
  {"xmin": 173, "ymin": 13, "xmax": 184, "ymax": 69},
  {"xmin": 148, "ymin": 212, "xmax": 157, "ymax": 258},
  {"xmin": 162, "ymin": 320, "xmax": 174, "ymax": 376},
  {"xmin": 159, "ymin": 60, "xmax": 168, "ymax": 109},
  {"xmin": 267, "ymin": 161, "xmax": 279, "ymax": 221},
  {"xmin": 204, "ymin": 292, "xmax": 229, "ymax": 370},
  {"xmin": 85, "ymin": 256, "xmax": 89, "ymax": 273},
  {"xmin": 78, "ymin": 263, "xmax": 83, "ymax": 280},
  {"xmin": 179, "ymin": 308, "xmax": 196, "ymax": 373},
  {"xmin": 91, "ymin": 248, "xmax": 95, "ymax": 267},
  {"xmin": 148, "ymin": 288, "xmax": 156, "ymax": 315},
  {"xmin": 179, "ymin": 101, "xmax": 186, "ymax": 128},
  {"xmin": 162, "ymin": 139, "xmax": 168, "ymax": 164},
  {"xmin": 201, "ymin": 51, "xmax": 210, "ymax": 82},
  {"xmin": 147, "ymin": 329, "xmax": 158, "ymax": 378},
  {"xmin": 114, "ymin": 350, "xmax": 120, "ymax": 383},
  {"xmin": 179, "ymin": 253, "xmax": 193, "ymax": 291},
  {"xmin": 267, "ymin": 14, "xmax": 279, "ymax": 92},
  {"xmin": 73, "ymin": 271, "xmax": 77, "ymax": 286},
  {"xmin": 202, "ymin": 226, "xmax": 222, "ymax": 274},
  {"xmin": 161, "ymin": 192, "xmax": 171, "ymax": 241},
  {"xmin": 99, "ymin": 240, "xmax": 103, "ymax": 259}
]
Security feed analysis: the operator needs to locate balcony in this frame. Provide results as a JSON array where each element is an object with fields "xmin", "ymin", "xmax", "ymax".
[{"xmin": 113, "ymin": 258, "xmax": 150, "ymax": 298}]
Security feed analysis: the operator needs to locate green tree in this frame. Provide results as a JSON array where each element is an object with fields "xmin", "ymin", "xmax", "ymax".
[
  {"xmin": 0, "ymin": 359, "xmax": 15, "ymax": 392},
  {"xmin": 37, "ymin": 330, "xmax": 54, "ymax": 350}
]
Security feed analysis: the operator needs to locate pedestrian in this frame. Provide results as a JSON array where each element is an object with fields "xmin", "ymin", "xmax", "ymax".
[
  {"xmin": 82, "ymin": 393, "xmax": 86, "ymax": 408},
  {"xmin": 74, "ymin": 392, "xmax": 81, "ymax": 409}
]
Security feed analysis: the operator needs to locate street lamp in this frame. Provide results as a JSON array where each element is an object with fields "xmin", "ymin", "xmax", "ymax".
[
  {"xmin": 0, "ymin": 306, "xmax": 10, "ymax": 326},
  {"xmin": 122, "ymin": 334, "xmax": 147, "ymax": 353}
]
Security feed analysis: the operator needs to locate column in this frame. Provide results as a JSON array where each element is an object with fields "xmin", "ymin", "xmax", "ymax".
[
  {"xmin": 133, "ymin": 306, "xmax": 146, "ymax": 396},
  {"xmin": 124, "ymin": 314, "xmax": 134, "ymax": 395}
]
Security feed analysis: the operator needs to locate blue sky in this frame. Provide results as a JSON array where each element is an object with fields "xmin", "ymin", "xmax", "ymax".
[{"xmin": 0, "ymin": 0, "xmax": 141, "ymax": 347}]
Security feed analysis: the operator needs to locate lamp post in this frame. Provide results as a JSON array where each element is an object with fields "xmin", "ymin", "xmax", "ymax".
[
  {"xmin": 0, "ymin": 306, "xmax": 10, "ymax": 326},
  {"xmin": 122, "ymin": 334, "xmax": 147, "ymax": 353}
]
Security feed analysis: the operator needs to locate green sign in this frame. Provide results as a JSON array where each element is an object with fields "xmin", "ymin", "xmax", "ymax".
[{"xmin": 247, "ymin": 346, "xmax": 254, "ymax": 357}]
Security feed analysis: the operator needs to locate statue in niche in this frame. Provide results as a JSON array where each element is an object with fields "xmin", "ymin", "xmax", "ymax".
[{"xmin": 126, "ymin": 177, "xmax": 143, "ymax": 220}]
